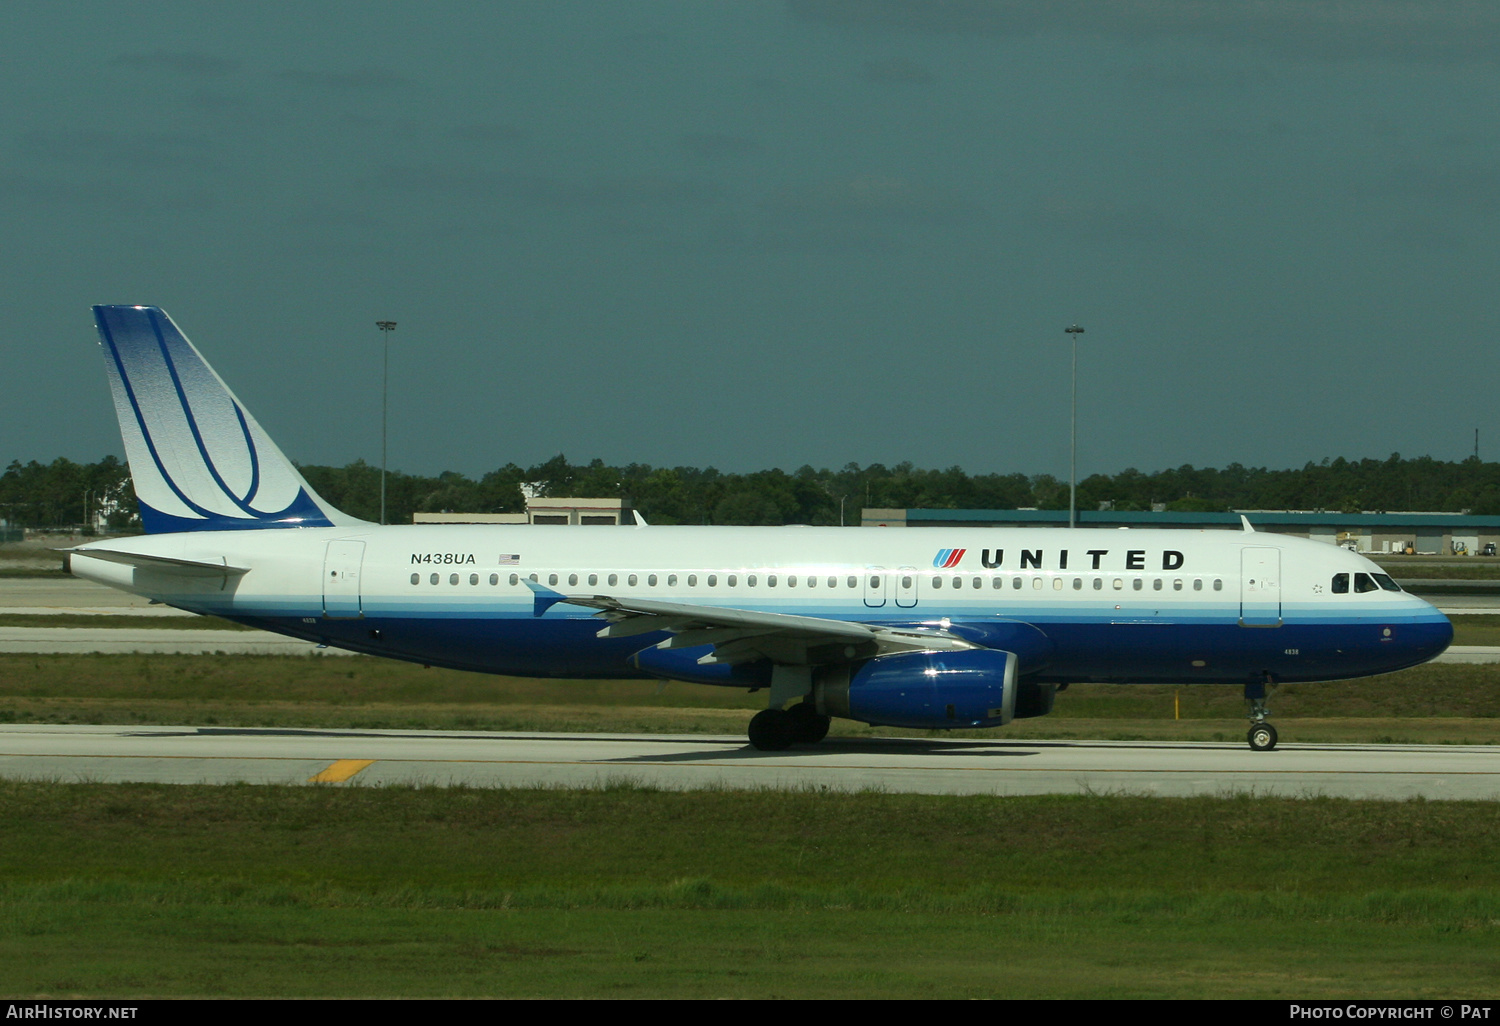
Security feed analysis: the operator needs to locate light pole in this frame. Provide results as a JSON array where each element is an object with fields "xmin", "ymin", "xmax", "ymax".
[
  {"xmin": 376, "ymin": 321, "xmax": 397, "ymax": 525},
  {"xmin": 1065, "ymin": 324, "xmax": 1085, "ymax": 529}
]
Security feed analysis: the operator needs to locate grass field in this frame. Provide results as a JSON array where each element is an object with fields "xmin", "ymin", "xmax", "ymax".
[
  {"xmin": 1, "ymin": 653, "xmax": 1498, "ymax": 743},
  {"xmin": 1, "ymin": 782, "xmax": 1497, "ymax": 998},
  {"xmin": 1, "ymin": 646, "xmax": 1498, "ymax": 997}
]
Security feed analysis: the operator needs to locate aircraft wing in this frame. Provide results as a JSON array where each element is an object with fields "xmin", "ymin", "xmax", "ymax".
[{"xmin": 559, "ymin": 594, "xmax": 977, "ymax": 665}]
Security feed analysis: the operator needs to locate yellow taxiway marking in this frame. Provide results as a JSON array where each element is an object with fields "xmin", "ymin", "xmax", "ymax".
[{"xmin": 308, "ymin": 759, "xmax": 376, "ymax": 783}]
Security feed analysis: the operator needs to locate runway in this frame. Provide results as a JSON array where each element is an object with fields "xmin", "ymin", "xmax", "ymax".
[{"xmin": 2, "ymin": 723, "xmax": 1497, "ymax": 799}]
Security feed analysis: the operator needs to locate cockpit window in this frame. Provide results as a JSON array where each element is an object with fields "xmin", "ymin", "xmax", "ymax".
[
  {"xmin": 1331, "ymin": 573, "xmax": 1349, "ymax": 594},
  {"xmin": 1372, "ymin": 573, "xmax": 1401, "ymax": 592},
  {"xmin": 1354, "ymin": 572, "xmax": 1380, "ymax": 593}
]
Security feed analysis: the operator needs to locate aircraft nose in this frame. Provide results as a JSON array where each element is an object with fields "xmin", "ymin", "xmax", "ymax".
[{"xmin": 1394, "ymin": 616, "xmax": 1453, "ymax": 665}]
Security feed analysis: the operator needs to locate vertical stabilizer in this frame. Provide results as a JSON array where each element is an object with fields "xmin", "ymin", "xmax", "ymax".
[{"xmin": 93, "ymin": 305, "xmax": 366, "ymax": 533}]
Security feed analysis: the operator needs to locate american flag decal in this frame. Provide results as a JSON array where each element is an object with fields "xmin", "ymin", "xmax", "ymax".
[{"xmin": 498, "ymin": 554, "xmax": 520, "ymax": 565}]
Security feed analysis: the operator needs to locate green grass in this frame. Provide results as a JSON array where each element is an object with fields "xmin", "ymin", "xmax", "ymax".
[
  {"xmin": 0, "ymin": 654, "xmax": 1497, "ymax": 742},
  {"xmin": 1377, "ymin": 559, "xmax": 1500, "ymax": 580},
  {"xmin": 1, "ymin": 782, "xmax": 1498, "ymax": 998}
]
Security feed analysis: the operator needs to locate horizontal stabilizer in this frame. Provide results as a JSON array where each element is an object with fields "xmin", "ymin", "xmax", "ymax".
[{"xmin": 67, "ymin": 547, "xmax": 249, "ymax": 576}]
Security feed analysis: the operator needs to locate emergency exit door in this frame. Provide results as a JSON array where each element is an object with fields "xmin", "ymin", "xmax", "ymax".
[{"xmin": 323, "ymin": 540, "xmax": 365, "ymax": 618}]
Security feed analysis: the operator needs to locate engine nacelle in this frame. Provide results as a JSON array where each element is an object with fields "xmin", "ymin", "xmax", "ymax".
[{"xmin": 815, "ymin": 649, "xmax": 1024, "ymax": 730}]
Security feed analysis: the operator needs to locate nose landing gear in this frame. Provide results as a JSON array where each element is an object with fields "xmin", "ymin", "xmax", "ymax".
[{"xmin": 1245, "ymin": 674, "xmax": 1279, "ymax": 751}]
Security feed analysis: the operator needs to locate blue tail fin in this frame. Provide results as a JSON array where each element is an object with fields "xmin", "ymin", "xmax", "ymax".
[{"xmin": 93, "ymin": 305, "xmax": 366, "ymax": 533}]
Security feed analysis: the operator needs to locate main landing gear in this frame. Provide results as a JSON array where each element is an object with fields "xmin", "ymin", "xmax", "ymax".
[
  {"xmin": 747, "ymin": 702, "xmax": 831, "ymax": 751},
  {"xmin": 1245, "ymin": 674, "xmax": 1279, "ymax": 752}
]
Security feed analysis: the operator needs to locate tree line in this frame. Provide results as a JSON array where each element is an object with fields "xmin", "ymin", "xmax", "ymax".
[{"xmin": 5, "ymin": 452, "xmax": 1500, "ymax": 532}]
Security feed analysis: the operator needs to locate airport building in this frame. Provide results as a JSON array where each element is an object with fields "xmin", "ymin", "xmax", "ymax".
[
  {"xmin": 861, "ymin": 507, "xmax": 1500, "ymax": 556},
  {"xmin": 414, "ymin": 497, "xmax": 633, "ymax": 527}
]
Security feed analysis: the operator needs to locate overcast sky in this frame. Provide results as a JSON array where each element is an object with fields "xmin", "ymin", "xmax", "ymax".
[{"xmin": 3, "ymin": 1, "xmax": 1497, "ymax": 482}]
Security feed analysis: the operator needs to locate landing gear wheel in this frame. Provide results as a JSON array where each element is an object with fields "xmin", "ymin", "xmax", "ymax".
[
  {"xmin": 786, "ymin": 702, "xmax": 831, "ymax": 744},
  {"xmin": 1247, "ymin": 722, "xmax": 1278, "ymax": 752},
  {"xmin": 748, "ymin": 708, "xmax": 795, "ymax": 751}
]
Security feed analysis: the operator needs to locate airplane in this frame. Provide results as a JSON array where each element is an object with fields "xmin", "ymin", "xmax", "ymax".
[{"xmin": 68, "ymin": 305, "xmax": 1454, "ymax": 752}]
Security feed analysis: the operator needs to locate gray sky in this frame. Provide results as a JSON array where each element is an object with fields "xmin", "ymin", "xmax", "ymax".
[{"xmin": 3, "ymin": 1, "xmax": 1497, "ymax": 481}]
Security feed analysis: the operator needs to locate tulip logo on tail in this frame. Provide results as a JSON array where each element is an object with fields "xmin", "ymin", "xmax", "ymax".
[{"xmin": 933, "ymin": 548, "xmax": 966, "ymax": 569}]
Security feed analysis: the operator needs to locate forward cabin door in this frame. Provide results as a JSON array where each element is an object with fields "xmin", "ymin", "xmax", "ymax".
[
  {"xmin": 323, "ymin": 540, "xmax": 366, "ymax": 619},
  {"xmin": 1239, "ymin": 546, "xmax": 1282, "ymax": 627}
]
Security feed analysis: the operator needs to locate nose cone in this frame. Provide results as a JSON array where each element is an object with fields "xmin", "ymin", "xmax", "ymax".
[{"xmin": 1396, "ymin": 614, "xmax": 1453, "ymax": 668}]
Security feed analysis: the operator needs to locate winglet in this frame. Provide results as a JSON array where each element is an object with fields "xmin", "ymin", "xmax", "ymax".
[
  {"xmin": 522, "ymin": 578, "xmax": 569, "ymax": 616},
  {"xmin": 1241, "ymin": 515, "xmax": 1255, "ymax": 532}
]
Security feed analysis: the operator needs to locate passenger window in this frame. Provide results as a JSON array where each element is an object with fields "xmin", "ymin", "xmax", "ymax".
[
  {"xmin": 628, "ymin": 574, "xmax": 638, "ymax": 586},
  {"xmin": 410, "ymin": 573, "xmax": 420, "ymax": 585},
  {"xmin": 1012, "ymin": 577, "xmax": 1022, "ymax": 590},
  {"xmin": 708, "ymin": 575, "xmax": 717, "ymax": 586},
  {"xmin": 1032, "ymin": 577, "xmax": 1042, "ymax": 590},
  {"xmin": 1052, "ymin": 578, "xmax": 1063, "ymax": 590},
  {"xmin": 768, "ymin": 575, "xmax": 778, "ymax": 587},
  {"xmin": 548, "ymin": 573, "xmax": 558, "ymax": 586},
  {"xmin": 729, "ymin": 575, "xmax": 738, "ymax": 587},
  {"xmin": 489, "ymin": 573, "xmax": 498, "ymax": 585},
  {"xmin": 1132, "ymin": 579, "xmax": 1142, "ymax": 590},
  {"xmin": 953, "ymin": 575, "xmax": 963, "ymax": 588},
  {"xmin": 687, "ymin": 574, "xmax": 697, "ymax": 586},
  {"xmin": 749, "ymin": 575, "xmax": 757, "ymax": 587},
  {"xmin": 993, "ymin": 576, "xmax": 1004, "ymax": 589},
  {"xmin": 648, "ymin": 574, "xmax": 658, "ymax": 587},
  {"xmin": 1193, "ymin": 579, "xmax": 1203, "ymax": 591},
  {"xmin": 608, "ymin": 573, "xmax": 618, "ymax": 587},
  {"xmin": 787, "ymin": 575, "xmax": 796, "ymax": 587},
  {"xmin": 471, "ymin": 573, "xmax": 480, "ymax": 586},
  {"xmin": 431, "ymin": 573, "xmax": 440, "ymax": 585},
  {"xmin": 1173, "ymin": 579, "xmax": 1183, "ymax": 591},
  {"xmin": 1093, "ymin": 578, "xmax": 1103, "ymax": 590},
  {"xmin": 1113, "ymin": 579, "xmax": 1123, "ymax": 590},
  {"xmin": 450, "ymin": 573, "xmax": 460, "ymax": 586},
  {"xmin": 829, "ymin": 576, "xmax": 837, "ymax": 588},
  {"xmin": 508, "ymin": 573, "xmax": 518, "ymax": 586},
  {"xmin": 568, "ymin": 573, "xmax": 578, "ymax": 586},
  {"xmin": 973, "ymin": 576, "xmax": 982, "ymax": 589},
  {"xmin": 902, "ymin": 576, "xmax": 912, "ymax": 589},
  {"xmin": 588, "ymin": 574, "xmax": 598, "ymax": 586},
  {"xmin": 1073, "ymin": 578, "xmax": 1082, "ymax": 590},
  {"xmin": 806, "ymin": 576, "xmax": 815, "ymax": 588},
  {"xmin": 868, "ymin": 576, "xmax": 878, "ymax": 589},
  {"xmin": 667, "ymin": 574, "xmax": 677, "ymax": 586},
  {"xmin": 1213, "ymin": 579, "xmax": 1222, "ymax": 591},
  {"xmin": 847, "ymin": 576, "xmax": 857, "ymax": 589},
  {"xmin": 1354, "ymin": 572, "xmax": 1379, "ymax": 593},
  {"xmin": 933, "ymin": 577, "xmax": 943, "ymax": 590}
]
